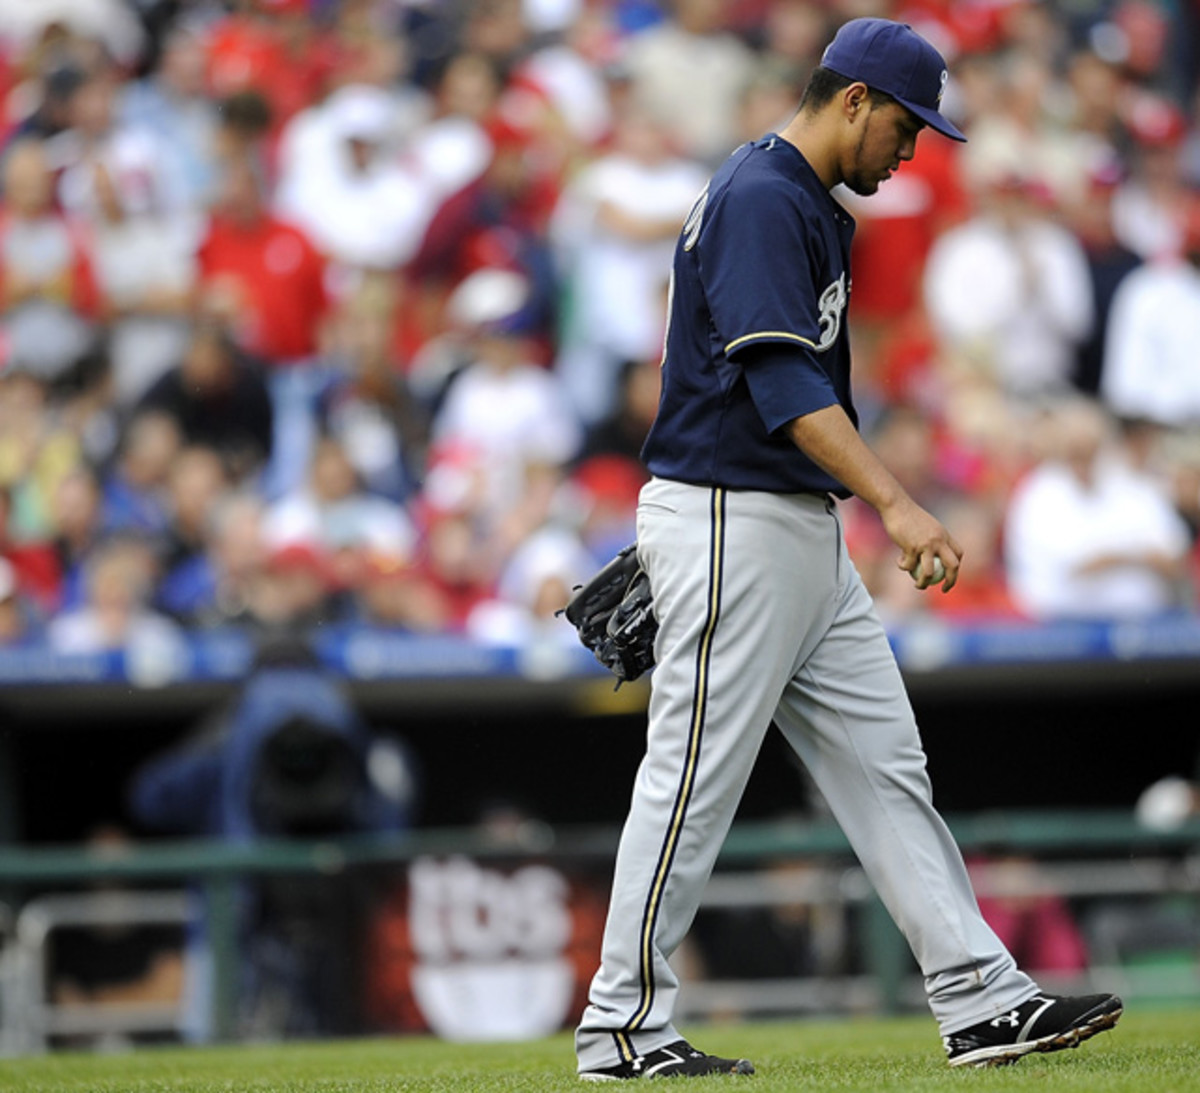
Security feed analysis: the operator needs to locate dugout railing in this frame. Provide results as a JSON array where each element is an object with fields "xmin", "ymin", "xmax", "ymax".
[
  {"xmin": 0, "ymin": 810, "xmax": 1197, "ymax": 1053},
  {"xmin": 4, "ymin": 890, "xmax": 193, "ymax": 1052}
]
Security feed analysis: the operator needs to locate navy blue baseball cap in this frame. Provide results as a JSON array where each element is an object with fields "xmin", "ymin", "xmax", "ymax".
[{"xmin": 820, "ymin": 18, "xmax": 966, "ymax": 142}]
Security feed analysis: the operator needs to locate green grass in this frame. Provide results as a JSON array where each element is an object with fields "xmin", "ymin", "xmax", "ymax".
[{"xmin": 0, "ymin": 1009, "xmax": 1196, "ymax": 1093}]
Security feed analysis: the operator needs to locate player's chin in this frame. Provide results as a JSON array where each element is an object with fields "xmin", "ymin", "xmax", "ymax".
[{"xmin": 846, "ymin": 175, "xmax": 883, "ymax": 197}]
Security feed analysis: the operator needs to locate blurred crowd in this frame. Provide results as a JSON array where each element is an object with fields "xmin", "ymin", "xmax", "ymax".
[{"xmin": 1, "ymin": 0, "xmax": 1200, "ymax": 660}]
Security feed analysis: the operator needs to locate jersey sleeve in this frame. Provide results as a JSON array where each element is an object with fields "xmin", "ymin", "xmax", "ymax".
[
  {"xmin": 736, "ymin": 342, "xmax": 839, "ymax": 434},
  {"xmin": 699, "ymin": 174, "xmax": 840, "ymax": 432}
]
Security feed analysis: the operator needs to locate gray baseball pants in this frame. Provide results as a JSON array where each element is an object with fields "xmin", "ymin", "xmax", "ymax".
[{"xmin": 576, "ymin": 478, "xmax": 1038, "ymax": 1072}]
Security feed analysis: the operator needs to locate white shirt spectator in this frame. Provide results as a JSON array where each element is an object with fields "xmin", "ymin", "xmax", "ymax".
[
  {"xmin": 1, "ymin": 140, "xmax": 96, "ymax": 380},
  {"xmin": 1102, "ymin": 256, "xmax": 1200, "ymax": 427},
  {"xmin": 0, "ymin": 0, "xmax": 146, "ymax": 68},
  {"xmin": 1005, "ymin": 454, "xmax": 1191, "ymax": 620},
  {"xmin": 50, "ymin": 93, "xmax": 196, "ymax": 235},
  {"xmin": 551, "ymin": 111, "xmax": 708, "ymax": 422},
  {"xmin": 431, "ymin": 269, "xmax": 581, "ymax": 519},
  {"xmin": 45, "ymin": 71, "xmax": 199, "ymax": 402},
  {"xmin": 432, "ymin": 357, "xmax": 582, "ymax": 517},
  {"xmin": 621, "ymin": 12, "xmax": 756, "ymax": 165},
  {"xmin": 119, "ymin": 28, "xmax": 222, "ymax": 212},
  {"xmin": 275, "ymin": 84, "xmax": 438, "ymax": 272},
  {"xmin": 1110, "ymin": 178, "xmax": 1184, "ymax": 262},
  {"xmin": 46, "ymin": 538, "xmax": 187, "ymax": 672},
  {"xmin": 511, "ymin": 36, "xmax": 613, "ymax": 148},
  {"xmin": 924, "ymin": 207, "xmax": 1094, "ymax": 396},
  {"xmin": 91, "ymin": 213, "xmax": 196, "ymax": 405}
]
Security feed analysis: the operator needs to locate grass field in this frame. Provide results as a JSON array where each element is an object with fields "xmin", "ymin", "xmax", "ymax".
[{"xmin": 0, "ymin": 1008, "xmax": 1197, "ymax": 1093}]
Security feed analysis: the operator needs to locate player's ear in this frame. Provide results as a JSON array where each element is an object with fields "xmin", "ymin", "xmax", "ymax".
[{"xmin": 843, "ymin": 82, "xmax": 870, "ymax": 125}]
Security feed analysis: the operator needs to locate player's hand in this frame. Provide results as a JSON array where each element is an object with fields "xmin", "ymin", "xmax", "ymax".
[{"xmin": 881, "ymin": 498, "xmax": 962, "ymax": 592}]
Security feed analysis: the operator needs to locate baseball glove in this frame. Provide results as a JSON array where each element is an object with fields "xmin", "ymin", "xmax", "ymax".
[{"xmin": 561, "ymin": 543, "xmax": 658, "ymax": 685}]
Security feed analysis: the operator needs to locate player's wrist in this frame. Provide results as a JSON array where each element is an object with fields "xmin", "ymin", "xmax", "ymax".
[{"xmin": 870, "ymin": 481, "xmax": 915, "ymax": 525}]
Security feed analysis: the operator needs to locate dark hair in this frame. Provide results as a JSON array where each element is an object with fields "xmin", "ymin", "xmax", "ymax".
[
  {"xmin": 798, "ymin": 66, "xmax": 896, "ymax": 114},
  {"xmin": 218, "ymin": 89, "xmax": 273, "ymax": 136}
]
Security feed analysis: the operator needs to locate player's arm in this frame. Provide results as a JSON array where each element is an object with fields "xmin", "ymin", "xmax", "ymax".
[{"xmin": 786, "ymin": 403, "xmax": 962, "ymax": 591}]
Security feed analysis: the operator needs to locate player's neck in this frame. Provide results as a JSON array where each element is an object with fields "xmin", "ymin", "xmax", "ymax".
[{"xmin": 777, "ymin": 113, "xmax": 842, "ymax": 192}]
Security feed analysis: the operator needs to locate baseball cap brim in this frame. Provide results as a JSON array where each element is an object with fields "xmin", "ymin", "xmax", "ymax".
[{"xmin": 894, "ymin": 96, "xmax": 967, "ymax": 142}]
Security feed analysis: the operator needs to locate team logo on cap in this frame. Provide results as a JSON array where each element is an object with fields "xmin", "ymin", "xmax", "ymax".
[{"xmin": 937, "ymin": 69, "xmax": 948, "ymax": 105}]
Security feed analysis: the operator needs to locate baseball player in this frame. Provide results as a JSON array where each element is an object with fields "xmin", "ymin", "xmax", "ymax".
[{"xmin": 575, "ymin": 18, "xmax": 1122, "ymax": 1081}]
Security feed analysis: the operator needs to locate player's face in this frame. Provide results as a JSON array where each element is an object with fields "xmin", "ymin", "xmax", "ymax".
[{"xmin": 843, "ymin": 101, "xmax": 923, "ymax": 196}]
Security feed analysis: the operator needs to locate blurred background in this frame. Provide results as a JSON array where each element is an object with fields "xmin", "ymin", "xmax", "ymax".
[{"xmin": 0, "ymin": 0, "xmax": 1198, "ymax": 1056}]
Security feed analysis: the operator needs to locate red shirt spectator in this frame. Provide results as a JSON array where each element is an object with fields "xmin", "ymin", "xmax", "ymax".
[
  {"xmin": 0, "ymin": 139, "xmax": 101, "ymax": 380},
  {"xmin": 197, "ymin": 157, "xmax": 329, "ymax": 366},
  {"xmin": 846, "ymin": 135, "xmax": 969, "ymax": 324},
  {"xmin": 968, "ymin": 856, "xmax": 1089, "ymax": 974},
  {"xmin": 896, "ymin": 0, "xmax": 1011, "ymax": 56}
]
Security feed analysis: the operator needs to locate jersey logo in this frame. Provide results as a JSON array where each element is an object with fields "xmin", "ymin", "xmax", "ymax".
[
  {"xmin": 816, "ymin": 272, "xmax": 848, "ymax": 351},
  {"xmin": 682, "ymin": 185, "xmax": 708, "ymax": 252}
]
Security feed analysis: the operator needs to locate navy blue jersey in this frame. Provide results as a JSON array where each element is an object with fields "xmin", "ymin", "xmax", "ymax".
[{"xmin": 641, "ymin": 134, "xmax": 857, "ymax": 496}]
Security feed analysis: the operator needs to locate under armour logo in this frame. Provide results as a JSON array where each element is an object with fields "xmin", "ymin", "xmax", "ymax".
[
  {"xmin": 990, "ymin": 1011, "xmax": 1021, "ymax": 1029},
  {"xmin": 643, "ymin": 1049, "xmax": 685, "ymax": 1078},
  {"xmin": 937, "ymin": 69, "xmax": 948, "ymax": 105}
]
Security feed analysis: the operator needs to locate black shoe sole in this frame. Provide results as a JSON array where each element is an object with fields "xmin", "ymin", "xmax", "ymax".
[{"xmin": 948, "ymin": 997, "xmax": 1124, "ymax": 1069}]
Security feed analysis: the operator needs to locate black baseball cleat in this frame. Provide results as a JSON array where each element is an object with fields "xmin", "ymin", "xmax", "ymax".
[
  {"xmin": 580, "ymin": 1040, "xmax": 755, "ymax": 1081},
  {"xmin": 944, "ymin": 992, "xmax": 1123, "ymax": 1068}
]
